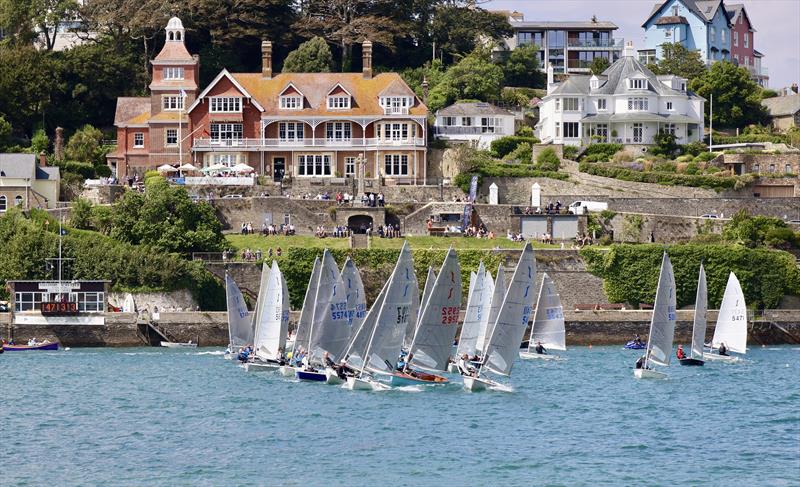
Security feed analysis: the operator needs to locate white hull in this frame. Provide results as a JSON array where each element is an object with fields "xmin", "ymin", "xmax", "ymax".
[
  {"xmin": 244, "ymin": 361, "xmax": 279, "ymax": 373},
  {"xmin": 462, "ymin": 375, "xmax": 500, "ymax": 391},
  {"xmin": 634, "ymin": 368, "xmax": 668, "ymax": 379},
  {"xmin": 447, "ymin": 362, "xmax": 459, "ymax": 374},
  {"xmin": 703, "ymin": 353, "xmax": 741, "ymax": 363},
  {"xmin": 344, "ymin": 376, "xmax": 389, "ymax": 391},
  {"xmin": 278, "ymin": 365, "xmax": 297, "ymax": 377},
  {"xmin": 160, "ymin": 341, "xmax": 197, "ymax": 348},
  {"xmin": 519, "ymin": 351, "xmax": 560, "ymax": 361},
  {"xmin": 325, "ymin": 367, "xmax": 344, "ymax": 385}
]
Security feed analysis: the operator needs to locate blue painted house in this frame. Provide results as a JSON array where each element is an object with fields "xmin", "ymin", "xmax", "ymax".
[{"xmin": 640, "ymin": 0, "xmax": 732, "ymax": 64}]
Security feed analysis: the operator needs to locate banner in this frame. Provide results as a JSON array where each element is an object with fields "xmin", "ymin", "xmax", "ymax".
[{"xmin": 468, "ymin": 175, "xmax": 479, "ymax": 202}]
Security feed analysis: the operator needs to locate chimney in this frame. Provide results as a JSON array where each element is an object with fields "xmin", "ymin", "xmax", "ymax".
[
  {"xmin": 792, "ymin": 83, "xmax": 799, "ymax": 94},
  {"xmin": 422, "ymin": 77, "xmax": 429, "ymax": 105},
  {"xmin": 362, "ymin": 40, "xmax": 373, "ymax": 79},
  {"xmin": 38, "ymin": 151, "xmax": 47, "ymax": 168},
  {"xmin": 54, "ymin": 127, "xmax": 64, "ymax": 162},
  {"xmin": 261, "ymin": 40, "xmax": 272, "ymax": 79},
  {"xmin": 623, "ymin": 41, "xmax": 636, "ymax": 58},
  {"xmin": 546, "ymin": 63, "xmax": 555, "ymax": 94}
]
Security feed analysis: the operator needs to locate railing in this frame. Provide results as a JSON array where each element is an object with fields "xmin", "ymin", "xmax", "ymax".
[
  {"xmin": 192, "ymin": 137, "xmax": 426, "ymax": 149},
  {"xmin": 743, "ymin": 64, "xmax": 769, "ymax": 77},
  {"xmin": 383, "ymin": 107, "xmax": 409, "ymax": 115},
  {"xmin": 567, "ymin": 38, "xmax": 624, "ymax": 48},
  {"xmin": 433, "ymin": 126, "xmax": 512, "ymax": 135},
  {"xmin": 567, "ymin": 59, "xmax": 593, "ymax": 70}
]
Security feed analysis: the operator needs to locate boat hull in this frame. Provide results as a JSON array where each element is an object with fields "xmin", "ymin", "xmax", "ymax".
[
  {"xmin": 624, "ymin": 341, "xmax": 647, "ymax": 350},
  {"xmin": 463, "ymin": 375, "xmax": 497, "ymax": 391},
  {"xmin": 244, "ymin": 361, "xmax": 280, "ymax": 373},
  {"xmin": 634, "ymin": 368, "xmax": 668, "ymax": 379},
  {"xmin": 4, "ymin": 342, "xmax": 59, "ymax": 351},
  {"xmin": 324, "ymin": 367, "xmax": 344, "ymax": 385},
  {"xmin": 703, "ymin": 353, "xmax": 740, "ymax": 363},
  {"xmin": 296, "ymin": 369, "xmax": 327, "ymax": 382},
  {"xmin": 519, "ymin": 351, "xmax": 559, "ymax": 360},
  {"xmin": 447, "ymin": 362, "xmax": 459, "ymax": 374},
  {"xmin": 160, "ymin": 341, "xmax": 197, "ymax": 348},
  {"xmin": 389, "ymin": 371, "xmax": 448, "ymax": 386},
  {"xmin": 679, "ymin": 358, "xmax": 705, "ymax": 366},
  {"xmin": 345, "ymin": 376, "xmax": 375, "ymax": 391},
  {"xmin": 278, "ymin": 365, "xmax": 297, "ymax": 377}
]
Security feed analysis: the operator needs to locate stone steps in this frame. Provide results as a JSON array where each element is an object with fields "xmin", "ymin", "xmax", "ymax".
[{"xmin": 350, "ymin": 234, "xmax": 369, "ymax": 249}]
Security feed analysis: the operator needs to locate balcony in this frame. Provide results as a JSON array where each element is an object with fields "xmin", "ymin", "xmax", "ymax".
[
  {"xmin": 744, "ymin": 64, "xmax": 769, "ymax": 78},
  {"xmin": 566, "ymin": 59, "xmax": 593, "ymax": 72},
  {"xmin": 567, "ymin": 38, "xmax": 624, "ymax": 49},
  {"xmin": 192, "ymin": 137, "xmax": 426, "ymax": 150},
  {"xmin": 383, "ymin": 107, "xmax": 410, "ymax": 115},
  {"xmin": 434, "ymin": 126, "xmax": 512, "ymax": 136}
]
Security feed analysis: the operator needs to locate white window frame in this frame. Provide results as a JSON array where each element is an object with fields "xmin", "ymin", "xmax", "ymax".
[
  {"xmin": 733, "ymin": 31, "xmax": 738, "ymax": 47},
  {"xmin": 278, "ymin": 122, "xmax": 305, "ymax": 142},
  {"xmin": 14, "ymin": 195, "xmax": 23, "ymax": 207},
  {"xmin": 210, "ymin": 123, "xmax": 243, "ymax": 141},
  {"xmin": 163, "ymin": 67, "xmax": 184, "ymax": 80},
  {"xmin": 442, "ymin": 116, "xmax": 455, "ymax": 126},
  {"xmin": 165, "ymin": 129, "xmax": 178, "ymax": 146},
  {"xmin": 344, "ymin": 157, "xmax": 356, "ymax": 176},
  {"xmin": 597, "ymin": 98, "xmax": 607, "ymax": 111},
  {"xmin": 627, "ymin": 97, "xmax": 649, "ymax": 111},
  {"xmin": 555, "ymin": 98, "xmax": 561, "ymax": 111},
  {"xmin": 326, "ymin": 122, "xmax": 352, "ymax": 142},
  {"xmin": 381, "ymin": 96, "xmax": 411, "ymax": 114},
  {"xmin": 744, "ymin": 33, "xmax": 749, "ymax": 48},
  {"xmin": 133, "ymin": 133, "xmax": 144, "ymax": 148},
  {"xmin": 563, "ymin": 98, "xmax": 579, "ymax": 111},
  {"xmin": 480, "ymin": 117, "xmax": 498, "ymax": 134},
  {"xmin": 663, "ymin": 123, "xmax": 676, "ymax": 135},
  {"xmin": 384, "ymin": 154, "xmax": 409, "ymax": 176},
  {"xmin": 297, "ymin": 154, "xmax": 331, "ymax": 177},
  {"xmin": 212, "ymin": 154, "xmax": 238, "ymax": 167},
  {"xmin": 555, "ymin": 122, "xmax": 561, "ymax": 138},
  {"xmin": 162, "ymin": 95, "xmax": 184, "ymax": 111},
  {"xmin": 461, "ymin": 117, "xmax": 472, "ymax": 127},
  {"xmin": 666, "ymin": 101, "xmax": 674, "ymax": 111},
  {"xmin": 629, "ymin": 78, "xmax": 647, "ymax": 90},
  {"xmin": 721, "ymin": 29, "xmax": 726, "ymax": 43},
  {"xmin": 327, "ymin": 96, "xmax": 350, "ymax": 109},
  {"xmin": 209, "ymin": 97, "xmax": 242, "ymax": 113},
  {"xmin": 0, "ymin": 195, "xmax": 6, "ymax": 212},
  {"xmin": 710, "ymin": 26, "xmax": 716, "ymax": 41},
  {"xmin": 563, "ymin": 122, "xmax": 580, "ymax": 139},
  {"xmin": 633, "ymin": 123, "xmax": 644, "ymax": 143}
]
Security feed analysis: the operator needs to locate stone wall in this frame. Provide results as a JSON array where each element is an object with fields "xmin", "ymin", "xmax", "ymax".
[
  {"xmin": 608, "ymin": 212, "xmax": 726, "ymax": 243},
  {"xmin": 606, "ymin": 197, "xmax": 800, "ymax": 219},
  {"xmin": 107, "ymin": 290, "xmax": 199, "ymax": 313},
  {"xmin": 80, "ymin": 185, "xmax": 126, "ymax": 204},
  {"xmin": 721, "ymin": 153, "xmax": 800, "ymax": 175}
]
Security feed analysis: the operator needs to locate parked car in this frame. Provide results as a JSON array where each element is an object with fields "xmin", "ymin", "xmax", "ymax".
[
  {"xmin": 222, "ymin": 194, "xmax": 243, "ymax": 199},
  {"xmin": 788, "ymin": 219, "xmax": 800, "ymax": 225},
  {"xmin": 568, "ymin": 201, "xmax": 608, "ymax": 215},
  {"xmin": 700, "ymin": 214, "xmax": 719, "ymax": 219}
]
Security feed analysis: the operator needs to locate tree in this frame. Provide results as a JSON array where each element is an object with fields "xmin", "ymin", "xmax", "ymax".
[
  {"xmin": 65, "ymin": 125, "xmax": 105, "ymax": 165},
  {"xmin": 690, "ymin": 61, "xmax": 769, "ymax": 128},
  {"xmin": 282, "ymin": 36, "xmax": 333, "ymax": 73},
  {"xmin": 590, "ymin": 56, "xmax": 610, "ymax": 75},
  {"xmin": 0, "ymin": 46, "xmax": 57, "ymax": 135},
  {"xmin": 650, "ymin": 43, "xmax": 707, "ymax": 81},
  {"xmin": 31, "ymin": 129, "xmax": 49, "ymax": 154},
  {"xmin": 429, "ymin": 6, "xmax": 512, "ymax": 62},
  {"xmin": 0, "ymin": 0, "xmax": 79, "ymax": 50},
  {"xmin": 0, "ymin": 114, "xmax": 11, "ymax": 149},
  {"xmin": 428, "ymin": 49, "xmax": 504, "ymax": 111},
  {"xmin": 503, "ymin": 44, "xmax": 543, "ymax": 88},
  {"xmin": 188, "ymin": 0, "xmax": 296, "ymax": 47},
  {"xmin": 69, "ymin": 197, "xmax": 93, "ymax": 229}
]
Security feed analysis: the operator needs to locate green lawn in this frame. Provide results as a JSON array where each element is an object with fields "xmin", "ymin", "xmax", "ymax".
[{"xmin": 225, "ymin": 234, "xmax": 558, "ymax": 253}]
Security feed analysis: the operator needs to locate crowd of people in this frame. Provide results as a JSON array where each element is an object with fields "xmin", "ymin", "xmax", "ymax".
[
  {"xmin": 315, "ymin": 225, "xmax": 351, "ymax": 238},
  {"xmin": 361, "ymin": 192, "xmax": 385, "ymax": 207},
  {"xmin": 240, "ymin": 221, "xmax": 296, "ymax": 236},
  {"xmin": 463, "ymin": 224, "xmax": 494, "ymax": 239},
  {"xmin": 376, "ymin": 224, "xmax": 401, "ymax": 238},
  {"xmin": 221, "ymin": 247, "xmax": 283, "ymax": 262}
]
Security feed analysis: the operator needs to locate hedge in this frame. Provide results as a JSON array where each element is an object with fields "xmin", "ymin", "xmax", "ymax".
[
  {"xmin": 579, "ymin": 143, "xmax": 623, "ymax": 162},
  {"xmin": 454, "ymin": 164, "xmax": 568, "ymax": 192},
  {"xmin": 581, "ymin": 244, "xmax": 800, "ymax": 309},
  {"xmin": 490, "ymin": 136, "xmax": 540, "ymax": 158},
  {"xmin": 710, "ymin": 134, "xmax": 790, "ymax": 145},
  {"xmin": 579, "ymin": 161, "xmax": 739, "ymax": 190}
]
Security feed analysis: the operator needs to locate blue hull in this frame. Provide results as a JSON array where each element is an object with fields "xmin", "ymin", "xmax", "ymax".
[
  {"xmin": 624, "ymin": 341, "xmax": 646, "ymax": 350},
  {"xmin": 296, "ymin": 369, "xmax": 326, "ymax": 382}
]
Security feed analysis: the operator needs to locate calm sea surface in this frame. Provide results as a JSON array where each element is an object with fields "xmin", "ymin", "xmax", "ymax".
[{"xmin": 2, "ymin": 346, "xmax": 798, "ymax": 486}]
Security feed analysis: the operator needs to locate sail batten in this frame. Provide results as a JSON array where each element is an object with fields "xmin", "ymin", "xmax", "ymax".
[{"xmin": 529, "ymin": 273, "xmax": 566, "ymax": 351}]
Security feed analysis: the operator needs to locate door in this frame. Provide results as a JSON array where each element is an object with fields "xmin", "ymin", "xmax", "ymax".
[
  {"xmin": 273, "ymin": 157, "xmax": 285, "ymax": 181},
  {"xmin": 633, "ymin": 123, "xmax": 643, "ymax": 143}
]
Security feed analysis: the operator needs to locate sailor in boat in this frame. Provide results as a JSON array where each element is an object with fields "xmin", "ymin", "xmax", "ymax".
[
  {"xmin": 534, "ymin": 341, "xmax": 547, "ymax": 355},
  {"xmin": 457, "ymin": 353, "xmax": 478, "ymax": 377},
  {"xmin": 324, "ymin": 352, "xmax": 337, "ymax": 370},
  {"xmin": 718, "ymin": 342, "xmax": 729, "ymax": 356},
  {"xmin": 292, "ymin": 348, "xmax": 306, "ymax": 367},
  {"xmin": 277, "ymin": 347, "xmax": 287, "ymax": 366},
  {"xmin": 28, "ymin": 337, "xmax": 37, "ymax": 346},
  {"xmin": 395, "ymin": 352, "xmax": 408, "ymax": 372},
  {"xmin": 634, "ymin": 335, "xmax": 643, "ymax": 347},
  {"xmin": 676, "ymin": 344, "xmax": 686, "ymax": 360},
  {"xmin": 635, "ymin": 355, "xmax": 645, "ymax": 369},
  {"xmin": 238, "ymin": 346, "xmax": 252, "ymax": 362}
]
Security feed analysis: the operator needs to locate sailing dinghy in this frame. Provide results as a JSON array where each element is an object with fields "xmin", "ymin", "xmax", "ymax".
[
  {"xmin": 705, "ymin": 272, "xmax": 747, "ymax": 363},
  {"xmin": 520, "ymin": 273, "xmax": 565, "ymax": 360},
  {"xmin": 393, "ymin": 248, "xmax": 461, "ymax": 386},
  {"xmin": 325, "ymin": 258, "xmax": 367, "ymax": 384},
  {"xmin": 245, "ymin": 261, "xmax": 290, "ymax": 372},
  {"xmin": 680, "ymin": 264, "xmax": 707, "ymax": 366},
  {"xmin": 224, "ymin": 273, "xmax": 252, "ymax": 360},
  {"xmin": 634, "ymin": 252, "xmax": 676, "ymax": 379},
  {"xmin": 448, "ymin": 263, "xmax": 493, "ymax": 373},
  {"xmin": 279, "ymin": 257, "xmax": 321, "ymax": 377},
  {"xmin": 462, "ymin": 244, "xmax": 536, "ymax": 392}
]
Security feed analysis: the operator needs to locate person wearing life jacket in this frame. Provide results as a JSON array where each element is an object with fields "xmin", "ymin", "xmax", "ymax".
[
  {"xmin": 395, "ymin": 353, "xmax": 407, "ymax": 372},
  {"xmin": 676, "ymin": 345, "xmax": 686, "ymax": 360},
  {"xmin": 458, "ymin": 353, "xmax": 477, "ymax": 376},
  {"xmin": 635, "ymin": 355, "xmax": 645, "ymax": 369},
  {"xmin": 534, "ymin": 341, "xmax": 547, "ymax": 355},
  {"xmin": 718, "ymin": 342, "xmax": 729, "ymax": 356}
]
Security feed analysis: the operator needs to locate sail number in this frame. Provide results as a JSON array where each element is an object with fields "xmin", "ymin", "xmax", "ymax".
[
  {"xmin": 441, "ymin": 306, "xmax": 459, "ymax": 325},
  {"xmin": 329, "ymin": 302, "xmax": 348, "ymax": 320},
  {"xmin": 545, "ymin": 307, "xmax": 563, "ymax": 320},
  {"xmin": 522, "ymin": 305, "xmax": 533, "ymax": 325},
  {"xmin": 396, "ymin": 306, "xmax": 409, "ymax": 325},
  {"xmin": 668, "ymin": 306, "xmax": 676, "ymax": 321}
]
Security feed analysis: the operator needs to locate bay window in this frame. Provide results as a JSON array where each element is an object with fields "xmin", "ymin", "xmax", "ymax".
[
  {"xmin": 297, "ymin": 154, "xmax": 331, "ymax": 176},
  {"xmin": 627, "ymin": 97, "xmax": 648, "ymax": 111},
  {"xmin": 563, "ymin": 98, "xmax": 579, "ymax": 111}
]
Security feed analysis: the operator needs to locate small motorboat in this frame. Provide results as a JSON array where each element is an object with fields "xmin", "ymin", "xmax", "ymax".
[
  {"xmin": 4, "ymin": 341, "xmax": 59, "ymax": 351},
  {"xmin": 160, "ymin": 341, "xmax": 197, "ymax": 348},
  {"xmin": 624, "ymin": 340, "xmax": 647, "ymax": 350},
  {"xmin": 296, "ymin": 368, "xmax": 327, "ymax": 382},
  {"xmin": 389, "ymin": 370, "xmax": 448, "ymax": 387}
]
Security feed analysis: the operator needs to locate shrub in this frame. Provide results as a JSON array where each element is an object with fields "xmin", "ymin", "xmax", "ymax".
[
  {"xmin": 653, "ymin": 161, "xmax": 677, "ymax": 173},
  {"xmin": 612, "ymin": 151, "xmax": 634, "ymax": 163},
  {"xmin": 676, "ymin": 154, "xmax": 694, "ymax": 163},
  {"xmin": 651, "ymin": 131, "xmax": 679, "ymax": 157},
  {"xmin": 562, "ymin": 145, "xmax": 579, "ymax": 161},
  {"xmin": 582, "ymin": 143, "xmax": 623, "ymax": 162},
  {"xmin": 694, "ymin": 151, "xmax": 719, "ymax": 162},
  {"xmin": 536, "ymin": 148, "xmax": 561, "ymax": 171},
  {"xmin": 31, "ymin": 129, "xmax": 49, "ymax": 154},
  {"xmin": 490, "ymin": 136, "xmax": 540, "ymax": 158},
  {"xmin": 515, "ymin": 125, "xmax": 534, "ymax": 137},
  {"xmin": 580, "ymin": 163, "xmax": 739, "ymax": 191},
  {"xmin": 502, "ymin": 142, "xmax": 532, "ymax": 163},
  {"xmin": 683, "ymin": 141, "xmax": 708, "ymax": 156},
  {"xmin": 61, "ymin": 160, "xmax": 96, "ymax": 179},
  {"xmin": 684, "ymin": 162, "xmax": 700, "ymax": 175}
]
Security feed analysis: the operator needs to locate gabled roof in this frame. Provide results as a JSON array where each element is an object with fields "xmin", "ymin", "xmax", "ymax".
[
  {"xmin": 278, "ymin": 82, "xmax": 305, "ymax": 98},
  {"xmin": 437, "ymin": 102, "xmax": 514, "ymax": 117},
  {"xmin": 379, "ymin": 78, "xmax": 416, "ymax": 98},
  {"xmin": 114, "ymin": 97, "xmax": 150, "ymax": 126},
  {"xmin": 326, "ymin": 83, "xmax": 352, "ymax": 97},
  {"xmin": 0, "ymin": 154, "xmax": 58, "ymax": 181},
  {"xmin": 643, "ymin": 0, "xmax": 729, "ymax": 27},
  {"xmin": 726, "ymin": 4, "xmax": 756, "ymax": 31},
  {"xmin": 187, "ymin": 69, "xmax": 266, "ymax": 113},
  {"xmin": 762, "ymin": 94, "xmax": 800, "ymax": 117}
]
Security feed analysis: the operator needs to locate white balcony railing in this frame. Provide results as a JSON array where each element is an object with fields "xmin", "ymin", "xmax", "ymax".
[
  {"xmin": 383, "ymin": 107, "xmax": 410, "ymax": 115},
  {"xmin": 434, "ymin": 126, "xmax": 511, "ymax": 136},
  {"xmin": 192, "ymin": 137, "xmax": 426, "ymax": 150}
]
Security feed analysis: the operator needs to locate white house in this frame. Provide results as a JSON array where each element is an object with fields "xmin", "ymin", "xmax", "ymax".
[
  {"xmin": 536, "ymin": 43, "xmax": 705, "ymax": 147},
  {"xmin": 434, "ymin": 102, "xmax": 516, "ymax": 149}
]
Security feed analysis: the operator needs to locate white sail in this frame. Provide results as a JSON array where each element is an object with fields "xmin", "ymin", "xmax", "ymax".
[
  {"xmin": 280, "ymin": 266, "xmax": 291, "ymax": 349},
  {"xmin": 478, "ymin": 264, "xmax": 505, "ymax": 354},
  {"xmin": 254, "ymin": 261, "xmax": 288, "ymax": 360},
  {"xmin": 712, "ymin": 272, "xmax": 747, "ymax": 354},
  {"xmin": 292, "ymin": 257, "xmax": 321, "ymax": 354},
  {"xmin": 457, "ymin": 264, "xmax": 487, "ymax": 357},
  {"xmin": 691, "ymin": 264, "xmax": 708, "ymax": 360},
  {"xmin": 483, "ymin": 244, "xmax": 537, "ymax": 376},
  {"xmin": 645, "ymin": 252, "xmax": 677, "ymax": 367},
  {"xmin": 341, "ymin": 258, "xmax": 367, "ymax": 339},
  {"xmin": 361, "ymin": 242, "xmax": 417, "ymax": 373},
  {"xmin": 250, "ymin": 262, "xmax": 271, "ymax": 346},
  {"xmin": 408, "ymin": 249, "xmax": 462, "ymax": 371},
  {"xmin": 308, "ymin": 250, "xmax": 347, "ymax": 365},
  {"xmin": 343, "ymin": 278, "xmax": 388, "ymax": 370},
  {"xmin": 225, "ymin": 273, "xmax": 252, "ymax": 349},
  {"xmin": 403, "ymin": 266, "xmax": 427, "ymax": 350},
  {"xmin": 529, "ymin": 273, "xmax": 566, "ymax": 351}
]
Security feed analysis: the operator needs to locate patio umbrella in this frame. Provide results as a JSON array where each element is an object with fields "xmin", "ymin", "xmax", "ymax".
[
  {"xmin": 201, "ymin": 164, "xmax": 227, "ymax": 173},
  {"xmin": 178, "ymin": 163, "xmax": 198, "ymax": 171},
  {"xmin": 231, "ymin": 163, "xmax": 254, "ymax": 173},
  {"xmin": 157, "ymin": 164, "xmax": 178, "ymax": 173}
]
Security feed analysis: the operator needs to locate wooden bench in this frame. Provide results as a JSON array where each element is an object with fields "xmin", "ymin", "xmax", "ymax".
[{"xmin": 428, "ymin": 227, "xmax": 446, "ymax": 237}]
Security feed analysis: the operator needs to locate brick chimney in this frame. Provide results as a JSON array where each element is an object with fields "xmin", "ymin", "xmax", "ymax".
[
  {"xmin": 362, "ymin": 40, "xmax": 373, "ymax": 79},
  {"xmin": 54, "ymin": 127, "xmax": 64, "ymax": 161},
  {"xmin": 38, "ymin": 151, "xmax": 47, "ymax": 167},
  {"xmin": 261, "ymin": 40, "xmax": 272, "ymax": 79}
]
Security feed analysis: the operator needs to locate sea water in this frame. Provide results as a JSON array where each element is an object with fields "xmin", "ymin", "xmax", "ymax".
[{"xmin": 2, "ymin": 346, "xmax": 798, "ymax": 486}]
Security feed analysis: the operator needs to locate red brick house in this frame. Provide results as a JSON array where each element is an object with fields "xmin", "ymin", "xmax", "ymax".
[
  {"xmin": 726, "ymin": 4, "xmax": 768, "ymax": 87},
  {"xmin": 109, "ymin": 18, "xmax": 429, "ymax": 184}
]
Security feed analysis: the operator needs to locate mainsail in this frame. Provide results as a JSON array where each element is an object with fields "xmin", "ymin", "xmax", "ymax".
[
  {"xmin": 250, "ymin": 262, "xmax": 271, "ymax": 347},
  {"xmin": 408, "ymin": 249, "xmax": 462, "ymax": 371},
  {"xmin": 528, "ymin": 273, "xmax": 566, "ymax": 351},
  {"xmin": 253, "ymin": 261, "xmax": 289, "ymax": 361},
  {"xmin": 690, "ymin": 264, "xmax": 708, "ymax": 360},
  {"xmin": 482, "ymin": 244, "xmax": 537, "ymax": 376},
  {"xmin": 403, "ymin": 266, "xmax": 427, "ymax": 350},
  {"xmin": 308, "ymin": 250, "xmax": 347, "ymax": 364},
  {"xmin": 292, "ymin": 257, "xmax": 321, "ymax": 354},
  {"xmin": 225, "ymin": 273, "xmax": 252, "ymax": 349},
  {"xmin": 343, "ymin": 278, "xmax": 388, "ymax": 370},
  {"xmin": 341, "ymin": 258, "xmax": 367, "ymax": 340},
  {"xmin": 712, "ymin": 272, "xmax": 747, "ymax": 354},
  {"xmin": 478, "ymin": 264, "xmax": 505, "ymax": 354},
  {"xmin": 645, "ymin": 252, "xmax": 677, "ymax": 367},
  {"xmin": 457, "ymin": 264, "xmax": 487, "ymax": 357}
]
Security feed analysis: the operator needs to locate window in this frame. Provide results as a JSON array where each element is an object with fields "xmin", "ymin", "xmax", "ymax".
[
  {"xmin": 326, "ymin": 122, "xmax": 351, "ymax": 141},
  {"xmin": 133, "ymin": 133, "xmax": 144, "ymax": 148},
  {"xmin": 590, "ymin": 124, "xmax": 608, "ymax": 141},
  {"xmin": 297, "ymin": 154, "xmax": 331, "ymax": 176},
  {"xmin": 380, "ymin": 122, "xmax": 412, "ymax": 141},
  {"xmin": 665, "ymin": 30, "xmax": 672, "ymax": 39},
  {"xmin": 662, "ymin": 123, "xmax": 676, "ymax": 135},
  {"xmin": 381, "ymin": 96, "xmax": 411, "ymax": 114},
  {"xmin": 753, "ymin": 163, "xmax": 759, "ymax": 173},
  {"xmin": 79, "ymin": 292, "xmax": 104, "ymax": 312},
  {"xmin": 671, "ymin": 6, "xmax": 679, "ymax": 16},
  {"xmin": 0, "ymin": 195, "xmax": 5, "ymax": 212},
  {"xmin": 14, "ymin": 195, "xmax": 23, "ymax": 206},
  {"xmin": 461, "ymin": 117, "xmax": 472, "ymax": 127},
  {"xmin": 480, "ymin": 117, "xmax": 498, "ymax": 133},
  {"xmin": 165, "ymin": 129, "xmax": 178, "ymax": 146},
  {"xmin": 555, "ymin": 98, "xmax": 561, "ymax": 111},
  {"xmin": 597, "ymin": 98, "xmax": 607, "ymax": 110},
  {"xmin": 384, "ymin": 154, "xmax": 409, "ymax": 176},
  {"xmin": 555, "ymin": 122, "xmax": 560, "ymax": 137},
  {"xmin": 666, "ymin": 101, "xmax": 674, "ymax": 111},
  {"xmin": 210, "ymin": 123, "xmax": 243, "ymax": 141},
  {"xmin": 162, "ymin": 96, "xmax": 184, "ymax": 111},
  {"xmin": 563, "ymin": 122, "xmax": 580, "ymax": 139},
  {"xmin": 710, "ymin": 26, "xmax": 716, "ymax": 41},
  {"xmin": 786, "ymin": 164, "xmax": 792, "ymax": 174},
  {"xmin": 15, "ymin": 292, "xmax": 42, "ymax": 311},
  {"xmin": 633, "ymin": 123, "xmax": 643, "ymax": 143},
  {"xmin": 345, "ymin": 157, "xmax": 356, "ymax": 176},
  {"xmin": 744, "ymin": 33, "xmax": 749, "ymax": 48},
  {"xmin": 733, "ymin": 31, "xmax": 738, "ymax": 47},
  {"xmin": 278, "ymin": 122, "xmax": 304, "ymax": 141},
  {"xmin": 327, "ymin": 96, "xmax": 350, "ymax": 109},
  {"xmin": 627, "ymin": 97, "xmax": 649, "ymax": 111},
  {"xmin": 442, "ymin": 116, "xmax": 455, "ymax": 126},
  {"xmin": 681, "ymin": 82, "xmax": 686, "ymax": 91},
  {"xmin": 734, "ymin": 54, "xmax": 739, "ymax": 63},
  {"xmin": 563, "ymin": 98, "xmax": 579, "ymax": 111},
  {"xmin": 210, "ymin": 97, "xmax": 242, "ymax": 113},
  {"xmin": 163, "ymin": 67, "xmax": 184, "ymax": 80},
  {"xmin": 630, "ymin": 78, "xmax": 647, "ymax": 90},
  {"xmin": 721, "ymin": 30, "xmax": 726, "ymax": 43},
  {"xmin": 744, "ymin": 55, "xmax": 749, "ymax": 66},
  {"xmin": 212, "ymin": 154, "xmax": 237, "ymax": 166},
  {"xmin": 280, "ymin": 96, "xmax": 302, "ymax": 109}
]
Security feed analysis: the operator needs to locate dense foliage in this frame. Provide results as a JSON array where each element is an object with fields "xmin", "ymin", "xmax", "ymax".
[
  {"xmin": 580, "ymin": 143, "xmax": 623, "ymax": 162},
  {"xmin": 535, "ymin": 148, "xmax": 561, "ymax": 171},
  {"xmin": 282, "ymin": 36, "xmax": 333, "ymax": 73},
  {"xmin": 578, "ymin": 161, "xmax": 740, "ymax": 191},
  {"xmin": 490, "ymin": 136, "xmax": 540, "ymax": 158},
  {"xmin": 647, "ymin": 43, "xmax": 707, "ymax": 82},
  {"xmin": 690, "ymin": 61, "xmax": 770, "ymax": 128},
  {"xmin": 581, "ymin": 244, "xmax": 800, "ymax": 309},
  {"xmin": 722, "ymin": 210, "xmax": 800, "ymax": 249}
]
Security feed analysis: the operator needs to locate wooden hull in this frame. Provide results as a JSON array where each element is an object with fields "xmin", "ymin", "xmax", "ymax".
[
  {"xmin": 634, "ymin": 368, "xmax": 668, "ymax": 379},
  {"xmin": 296, "ymin": 369, "xmax": 327, "ymax": 382},
  {"xmin": 389, "ymin": 371, "xmax": 448, "ymax": 386},
  {"xmin": 160, "ymin": 341, "xmax": 197, "ymax": 348},
  {"xmin": 4, "ymin": 342, "xmax": 59, "ymax": 351},
  {"xmin": 679, "ymin": 358, "xmax": 705, "ymax": 366},
  {"xmin": 519, "ymin": 351, "xmax": 559, "ymax": 361}
]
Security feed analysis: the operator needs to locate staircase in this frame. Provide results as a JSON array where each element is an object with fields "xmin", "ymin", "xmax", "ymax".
[
  {"xmin": 137, "ymin": 319, "xmax": 178, "ymax": 346},
  {"xmin": 350, "ymin": 234, "xmax": 370, "ymax": 249}
]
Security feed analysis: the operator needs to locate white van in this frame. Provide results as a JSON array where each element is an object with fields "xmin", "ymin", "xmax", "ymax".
[{"xmin": 569, "ymin": 201, "xmax": 608, "ymax": 214}]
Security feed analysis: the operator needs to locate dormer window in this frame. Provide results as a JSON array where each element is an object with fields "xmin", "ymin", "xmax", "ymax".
[
  {"xmin": 280, "ymin": 95, "xmax": 302, "ymax": 110},
  {"xmin": 380, "ymin": 96, "xmax": 411, "ymax": 115},
  {"xmin": 630, "ymin": 78, "xmax": 647, "ymax": 90},
  {"xmin": 672, "ymin": 6, "xmax": 679, "ymax": 16},
  {"xmin": 164, "ymin": 67, "xmax": 184, "ymax": 80},
  {"xmin": 210, "ymin": 96, "xmax": 242, "ymax": 113},
  {"xmin": 590, "ymin": 76, "xmax": 600, "ymax": 90},
  {"xmin": 328, "ymin": 96, "xmax": 350, "ymax": 109}
]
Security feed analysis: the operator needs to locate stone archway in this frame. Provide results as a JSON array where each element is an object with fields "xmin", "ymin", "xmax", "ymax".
[{"xmin": 348, "ymin": 214, "xmax": 373, "ymax": 233}]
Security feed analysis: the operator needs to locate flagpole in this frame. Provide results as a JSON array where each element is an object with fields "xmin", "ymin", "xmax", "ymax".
[{"xmin": 179, "ymin": 90, "xmax": 184, "ymax": 175}]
